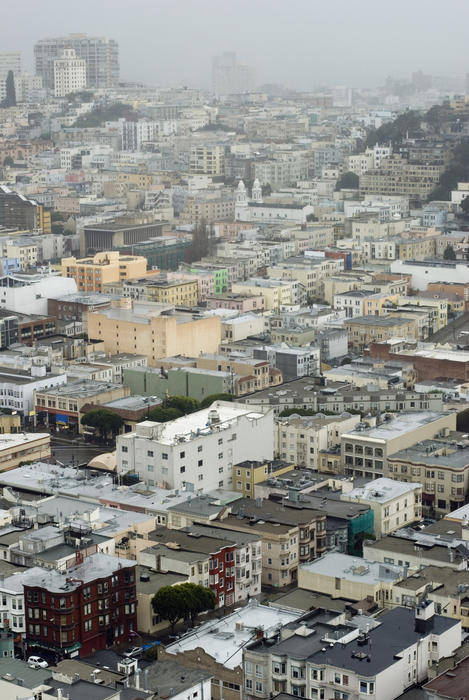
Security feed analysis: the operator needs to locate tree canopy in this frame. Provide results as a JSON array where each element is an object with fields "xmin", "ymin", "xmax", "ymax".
[
  {"xmin": 1, "ymin": 71, "xmax": 16, "ymax": 108},
  {"xmin": 335, "ymin": 171, "xmax": 359, "ymax": 191},
  {"xmin": 73, "ymin": 102, "xmax": 135, "ymax": 128},
  {"xmin": 81, "ymin": 408, "xmax": 124, "ymax": 439},
  {"xmin": 152, "ymin": 583, "xmax": 215, "ymax": 633},
  {"xmin": 199, "ymin": 393, "xmax": 234, "ymax": 409},
  {"xmin": 141, "ymin": 394, "xmax": 234, "ymax": 423},
  {"xmin": 443, "ymin": 244, "xmax": 456, "ymax": 260}
]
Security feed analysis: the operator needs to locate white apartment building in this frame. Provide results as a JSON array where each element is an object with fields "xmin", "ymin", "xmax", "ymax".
[
  {"xmin": 341, "ymin": 477, "xmax": 423, "ymax": 537},
  {"xmin": 0, "ymin": 273, "xmax": 77, "ymax": 314},
  {"xmin": 334, "ymin": 290, "xmax": 368, "ymax": 317},
  {"xmin": 117, "ymin": 401, "xmax": 274, "ymax": 491},
  {"xmin": 243, "ymin": 603, "xmax": 461, "ymax": 700},
  {"xmin": 0, "ymin": 366, "xmax": 67, "ymax": 416},
  {"xmin": 53, "ymin": 48, "xmax": 86, "ymax": 97},
  {"xmin": 0, "ymin": 567, "xmax": 46, "ymax": 638}
]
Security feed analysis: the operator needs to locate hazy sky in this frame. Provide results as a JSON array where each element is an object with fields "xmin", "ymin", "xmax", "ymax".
[{"xmin": 2, "ymin": 0, "xmax": 469, "ymax": 89}]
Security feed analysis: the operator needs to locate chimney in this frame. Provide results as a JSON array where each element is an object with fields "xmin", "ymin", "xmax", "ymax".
[{"xmin": 415, "ymin": 599, "xmax": 435, "ymax": 633}]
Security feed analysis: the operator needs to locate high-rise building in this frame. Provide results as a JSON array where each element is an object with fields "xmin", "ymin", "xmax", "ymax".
[
  {"xmin": 34, "ymin": 33, "xmax": 119, "ymax": 90},
  {"xmin": 212, "ymin": 51, "xmax": 255, "ymax": 96},
  {"xmin": 53, "ymin": 48, "xmax": 86, "ymax": 97},
  {"xmin": 0, "ymin": 52, "xmax": 21, "ymax": 102},
  {"xmin": 0, "ymin": 186, "xmax": 51, "ymax": 233}
]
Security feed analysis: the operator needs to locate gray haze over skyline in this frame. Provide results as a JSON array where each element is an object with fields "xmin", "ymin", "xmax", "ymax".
[{"xmin": 2, "ymin": 0, "xmax": 469, "ymax": 90}]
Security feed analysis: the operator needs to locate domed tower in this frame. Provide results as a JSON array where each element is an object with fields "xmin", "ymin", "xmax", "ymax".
[
  {"xmin": 252, "ymin": 178, "xmax": 263, "ymax": 203},
  {"xmin": 236, "ymin": 180, "xmax": 248, "ymax": 207}
]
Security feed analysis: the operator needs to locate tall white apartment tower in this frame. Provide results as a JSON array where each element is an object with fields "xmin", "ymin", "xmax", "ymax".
[{"xmin": 53, "ymin": 48, "xmax": 87, "ymax": 97}]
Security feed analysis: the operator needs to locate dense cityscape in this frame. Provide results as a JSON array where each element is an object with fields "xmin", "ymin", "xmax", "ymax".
[{"xmin": 0, "ymin": 11, "xmax": 469, "ymax": 700}]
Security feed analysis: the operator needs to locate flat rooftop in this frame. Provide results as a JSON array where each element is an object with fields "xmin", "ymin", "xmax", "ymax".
[
  {"xmin": 342, "ymin": 411, "xmax": 450, "ymax": 442},
  {"xmin": 423, "ymin": 654, "xmax": 469, "ymax": 699},
  {"xmin": 36, "ymin": 379, "xmax": 123, "ymax": 398},
  {"xmin": 0, "ymin": 431, "xmax": 49, "ymax": 452},
  {"xmin": 23, "ymin": 553, "xmax": 135, "ymax": 593},
  {"xmin": 388, "ymin": 440, "xmax": 469, "ymax": 469},
  {"xmin": 300, "ymin": 552, "xmax": 405, "ymax": 584},
  {"xmin": 344, "ymin": 477, "xmax": 422, "ymax": 503},
  {"xmin": 165, "ymin": 599, "xmax": 299, "ymax": 669},
  {"xmin": 123, "ymin": 401, "xmax": 267, "ymax": 446}
]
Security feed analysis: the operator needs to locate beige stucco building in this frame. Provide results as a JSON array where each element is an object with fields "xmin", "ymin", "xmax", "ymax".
[
  {"xmin": 61, "ymin": 251, "xmax": 147, "ymax": 293},
  {"xmin": 298, "ymin": 552, "xmax": 405, "ymax": 604},
  {"xmin": 341, "ymin": 477, "xmax": 423, "ymax": 537},
  {"xmin": 88, "ymin": 300, "xmax": 221, "ymax": 366}
]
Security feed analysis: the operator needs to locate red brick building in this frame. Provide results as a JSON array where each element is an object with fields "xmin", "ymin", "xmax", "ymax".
[{"xmin": 24, "ymin": 553, "xmax": 137, "ymax": 659}]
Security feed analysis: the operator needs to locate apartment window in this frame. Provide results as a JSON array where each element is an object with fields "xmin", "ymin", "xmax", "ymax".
[
  {"xmin": 180, "ymin": 451, "xmax": 185, "ymax": 458},
  {"xmin": 121, "ymin": 446, "xmax": 128, "ymax": 453},
  {"xmin": 180, "ymin": 466, "xmax": 185, "ymax": 473},
  {"xmin": 162, "ymin": 453, "xmax": 168, "ymax": 460}
]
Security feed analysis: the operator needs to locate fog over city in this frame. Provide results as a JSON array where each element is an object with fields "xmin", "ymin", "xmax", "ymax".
[{"xmin": 2, "ymin": 0, "xmax": 469, "ymax": 88}]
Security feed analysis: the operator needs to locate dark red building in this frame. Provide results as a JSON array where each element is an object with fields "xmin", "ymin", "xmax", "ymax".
[{"xmin": 24, "ymin": 553, "xmax": 137, "ymax": 659}]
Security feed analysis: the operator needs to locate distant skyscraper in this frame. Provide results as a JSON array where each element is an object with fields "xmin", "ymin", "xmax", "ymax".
[
  {"xmin": 34, "ymin": 33, "xmax": 119, "ymax": 90},
  {"xmin": 212, "ymin": 52, "xmax": 256, "ymax": 96},
  {"xmin": 0, "ymin": 52, "xmax": 21, "ymax": 102}
]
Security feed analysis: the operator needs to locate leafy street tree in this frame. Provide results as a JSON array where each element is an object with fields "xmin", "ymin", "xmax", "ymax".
[
  {"xmin": 335, "ymin": 171, "xmax": 359, "ymax": 190},
  {"xmin": 443, "ymin": 244, "xmax": 456, "ymax": 260},
  {"xmin": 199, "ymin": 393, "xmax": 234, "ymax": 409},
  {"xmin": 179, "ymin": 583, "xmax": 216, "ymax": 625},
  {"xmin": 163, "ymin": 396, "xmax": 199, "ymax": 414},
  {"xmin": 81, "ymin": 408, "xmax": 124, "ymax": 439},
  {"xmin": 151, "ymin": 586, "xmax": 188, "ymax": 634},
  {"xmin": 151, "ymin": 584, "xmax": 215, "ymax": 633},
  {"xmin": 3, "ymin": 156, "xmax": 14, "ymax": 167},
  {"xmin": 460, "ymin": 197, "xmax": 469, "ymax": 215},
  {"xmin": 1, "ymin": 71, "xmax": 16, "ymax": 108},
  {"xmin": 146, "ymin": 406, "xmax": 182, "ymax": 423}
]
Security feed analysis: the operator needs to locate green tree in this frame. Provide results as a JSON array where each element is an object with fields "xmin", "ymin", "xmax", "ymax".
[
  {"xmin": 151, "ymin": 586, "xmax": 189, "ymax": 634},
  {"xmin": 3, "ymin": 156, "xmax": 14, "ymax": 167},
  {"xmin": 199, "ymin": 393, "xmax": 234, "ymax": 409},
  {"xmin": 443, "ymin": 244, "xmax": 456, "ymax": 260},
  {"xmin": 353, "ymin": 532, "xmax": 376, "ymax": 556},
  {"xmin": 163, "ymin": 396, "xmax": 200, "ymax": 414},
  {"xmin": 460, "ymin": 197, "xmax": 469, "ymax": 215},
  {"xmin": 2, "ymin": 71, "xmax": 16, "ymax": 108},
  {"xmin": 306, "ymin": 213, "xmax": 318, "ymax": 222},
  {"xmin": 146, "ymin": 406, "xmax": 182, "ymax": 423},
  {"xmin": 179, "ymin": 583, "xmax": 216, "ymax": 625},
  {"xmin": 335, "ymin": 171, "xmax": 359, "ymax": 191},
  {"xmin": 81, "ymin": 408, "xmax": 124, "ymax": 439}
]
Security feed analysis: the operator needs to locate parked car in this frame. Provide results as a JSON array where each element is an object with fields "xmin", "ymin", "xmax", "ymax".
[
  {"xmin": 28, "ymin": 656, "xmax": 48, "ymax": 668},
  {"xmin": 123, "ymin": 646, "xmax": 142, "ymax": 659}
]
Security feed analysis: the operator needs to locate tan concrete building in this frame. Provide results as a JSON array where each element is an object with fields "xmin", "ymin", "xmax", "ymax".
[
  {"xmin": 387, "ymin": 439, "xmax": 469, "ymax": 517},
  {"xmin": 35, "ymin": 380, "xmax": 130, "ymax": 433},
  {"xmin": 341, "ymin": 477, "xmax": 423, "ymax": 537},
  {"xmin": 344, "ymin": 315, "xmax": 420, "ymax": 351},
  {"xmin": 360, "ymin": 155, "xmax": 443, "ymax": 201},
  {"xmin": 298, "ymin": 552, "xmax": 405, "ymax": 604},
  {"xmin": 276, "ymin": 413, "xmax": 361, "ymax": 470},
  {"xmin": 233, "ymin": 459, "xmax": 294, "ymax": 498},
  {"xmin": 146, "ymin": 278, "xmax": 198, "ymax": 307},
  {"xmin": 61, "ymin": 251, "xmax": 147, "ymax": 293},
  {"xmin": 392, "ymin": 565, "xmax": 469, "ymax": 629},
  {"xmin": 231, "ymin": 278, "xmax": 298, "ymax": 310},
  {"xmin": 189, "ymin": 144, "xmax": 226, "ymax": 175},
  {"xmin": 341, "ymin": 411, "xmax": 457, "ymax": 480},
  {"xmin": 88, "ymin": 300, "xmax": 221, "ymax": 366},
  {"xmin": 0, "ymin": 413, "xmax": 21, "ymax": 434},
  {"xmin": 0, "ymin": 432, "xmax": 51, "ymax": 472}
]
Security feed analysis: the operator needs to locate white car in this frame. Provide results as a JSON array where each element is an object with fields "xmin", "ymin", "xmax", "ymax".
[{"xmin": 28, "ymin": 656, "xmax": 48, "ymax": 668}]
